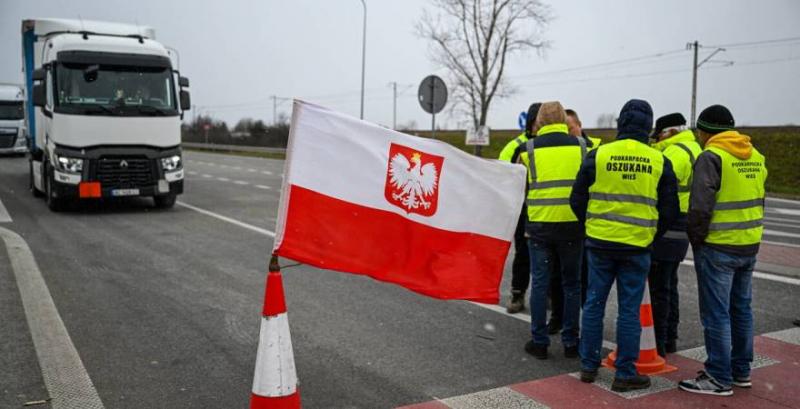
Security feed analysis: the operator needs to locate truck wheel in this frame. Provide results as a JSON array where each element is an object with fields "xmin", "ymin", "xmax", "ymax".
[
  {"xmin": 154, "ymin": 194, "xmax": 176, "ymax": 209},
  {"xmin": 45, "ymin": 165, "xmax": 64, "ymax": 212},
  {"xmin": 30, "ymin": 160, "xmax": 44, "ymax": 198}
]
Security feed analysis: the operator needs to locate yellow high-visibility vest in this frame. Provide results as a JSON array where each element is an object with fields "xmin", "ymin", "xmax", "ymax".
[
  {"xmin": 586, "ymin": 139, "xmax": 665, "ymax": 247},
  {"xmin": 654, "ymin": 130, "xmax": 702, "ymax": 213},
  {"xmin": 705, "ymin": 144, "xmax": 767, "ymax": 246},
  {"xmin": 499, "ymin": 132, "xmax": 528, "ymax": 163},
  {"xmin": 520, "ymin": 124, "xmax": 586, "ymax": 222}
]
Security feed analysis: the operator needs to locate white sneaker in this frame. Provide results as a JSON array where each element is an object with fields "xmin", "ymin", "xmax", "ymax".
[{"xmin": 678, "ymin": 371, "xmax": 733, "ymax": 396}]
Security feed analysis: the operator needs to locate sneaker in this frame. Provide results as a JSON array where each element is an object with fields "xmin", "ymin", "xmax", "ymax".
[
  {"xmin": 611, "ymin": 375, "xmax": 651, "ymax": 392},
  {"xmin": 678, "ymin": 371, "xmax": 733, "ymax": 396},
  {"xmin": 547, "ymin": 319, "xmax": 562, "ymax": 334},
  {"xmin": 732, "ymin": 376, "xmax": 752, "ymax": 388},
  {"xmin": 524, "ymin": 340, "xmax": 548, "ymax": 360},
  {"xmin": 580, "ymin": 369, "xmax": 598, "ymax": 383},
  {"xmin": 564, "ymin": 345, "xmax": 579, "ymax": 358},
  {"xmin": 506, "ymin": 293, "xmax": 525, "ymax": 314}
]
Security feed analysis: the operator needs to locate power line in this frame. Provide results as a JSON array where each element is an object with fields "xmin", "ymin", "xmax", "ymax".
[
  {"xmin": 510, "ymin": 48, "xmax": 688, "ymax": 79},
  {"xmin": 705, "ymin": 35, "xmax": 800, "ymax": 49}
]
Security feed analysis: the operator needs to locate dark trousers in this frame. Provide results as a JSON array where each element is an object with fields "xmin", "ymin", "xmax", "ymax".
[
  {"xmin": 511, "ymin": 207, "xmax": 530, "ymax": 294},
  {"xmin": 549, "ymin": 248, "xmax": 588, "ymax": 322},
  {"xmin": 529, "ymin": 239, "xmax": 582, "ymax": 347},
  {"xmin": 649, "ymin": 260, "xmax": 681, "ymax": 354}
]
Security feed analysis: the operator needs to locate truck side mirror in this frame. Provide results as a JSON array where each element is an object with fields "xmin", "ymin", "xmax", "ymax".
[
  {"xmin": 32, "ymin": 83, "xmax": 47, "ymax": 107},
  {"xmin": 180, "ymin": 90, "xmax": 191, "ymax": 111},
  {"xmin": 32, "ymin": 68, "xmax": 46, "ymax": 82},
  {"xmin": 179, "ymin": 76, "xmax": 189, "ymax": 88}
]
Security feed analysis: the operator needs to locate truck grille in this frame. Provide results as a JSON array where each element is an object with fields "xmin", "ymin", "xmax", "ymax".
[
  {"xmin": 0, "ymin": 128, "xmax": 17, "ymax": 148},
  {"xmin": 96, "ymin": 157, "xmax": 155, "ymax": 190}
]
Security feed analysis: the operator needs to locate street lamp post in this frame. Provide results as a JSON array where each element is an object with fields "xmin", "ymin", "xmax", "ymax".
[{"xmin": 359, "ymin": 0, "xmax": 367, "ymax": 120}]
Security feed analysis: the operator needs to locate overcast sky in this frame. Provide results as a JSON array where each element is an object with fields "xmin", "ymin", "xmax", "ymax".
[{"xmin": 1, "ymin": 0, "xmax": 799, "ymax": 130}]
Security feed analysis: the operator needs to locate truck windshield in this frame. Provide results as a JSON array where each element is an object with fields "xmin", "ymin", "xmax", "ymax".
[
  {"xmin": 55, "ymin": 62, "xmax": 178, "ymax": 116},
  {"xmin": 0, "ymin": 101, "xmax": 24, "ymax": 120}
]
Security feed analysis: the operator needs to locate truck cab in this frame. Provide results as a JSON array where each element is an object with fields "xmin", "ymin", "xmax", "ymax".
[
  {"xmin": 0, "ymin": 83, "xmax": 27, "ymax": 155},
  {"xmin": 22, "ymin": 18, "xmax": 190, "ymax": 211}
]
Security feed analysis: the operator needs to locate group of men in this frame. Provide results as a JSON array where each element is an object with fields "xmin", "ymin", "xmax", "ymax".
[{"xmin": 498, "ymin": 99, "xmax": 767, "ymax": 396}]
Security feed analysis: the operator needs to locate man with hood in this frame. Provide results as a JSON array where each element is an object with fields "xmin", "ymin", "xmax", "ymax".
[
  {"xmin": 570, "ymin": 99, "xmax": 679, "ymax": 392},
  {"xmin": 679, "ymin": 105, "xmax": 767, "ymax": 397},
  {"xmin": 499, "ymin": 102, "xmax": 542, "ymax": 314},
  {"xmin": 519, "ymin": 101, "xmax": 586, "ymax": 360},
  {"xmin": 649, "ymin": 113, "xmax": 702, "ymax": 356}
]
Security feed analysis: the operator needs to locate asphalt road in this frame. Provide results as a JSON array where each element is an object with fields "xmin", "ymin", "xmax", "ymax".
[{"xmin": 1, "ymin": 151, "xmax": 798, "ymax": 409}]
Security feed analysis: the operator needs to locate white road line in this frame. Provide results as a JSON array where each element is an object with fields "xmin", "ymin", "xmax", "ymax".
[
  {"xmin": 770, "ymin": 208, "xmax": 800, "ymax": 217},
  {"xmin": 217, "ymin": 177, "xmax": 230, "ymax": 182},
  {"xmin": 468, "ymin": 302, "xmax": 617, "ymax": 351},
  {"xmin": 766, "ymin": 197, "xmax": 800, "ymax": 205},
  {"xmin": 248, "ymin": 169, "xmax": 257, "ymax": 172},
  {"xmin": 261, "ymin": 171, "xmax": 273, "ymax": 175},
  {"xmin": 176, "ymin": 201, "xmax": 276, "ymax": 237},
  {"xmin": 202, "ymin": 174, "xmax": 213, "ymax": 178},
  {"xmin": 762, "ymin": 240, "xmax": 800, "ymax": 249},
  {"xmin": 0, "ymin": 198, "xmax": 11, "ymax": 223},
  {"xmin": 0, "ymin": 227, "xmax": 105, "ymax": 409},
  {"xmin": 762, "ymin": 229, "xmax": 800, "ymax": 239},
  {"xmin": 233, "ymin": 180, "xmax": 249, "ymax": 185},
  {"xmin": 255, "ymin": 185, "xmax": 272, "ymax": 190},
  {"xmin": 681, "ymin": 259, "xmax": 800, "ymax": 286}
]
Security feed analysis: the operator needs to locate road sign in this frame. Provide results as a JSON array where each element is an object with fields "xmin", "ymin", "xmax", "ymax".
[
  {"xmin": 418, "ymin": 75, "xmax": 447, "ymax": 114},
  {"xmin": 518, "ymin": 111, "xmax": 527, "ymax": 130},
  {"xmin": 465, "ymin": 126, "xmax": 490, "ymax": 146}
]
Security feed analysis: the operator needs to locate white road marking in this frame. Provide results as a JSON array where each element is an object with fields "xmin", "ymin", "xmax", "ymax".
[
  {"xmin": 766, "ymin": 197, "xmax": 800, "ymax": 205},
  {"xmin": 681, "ymin": 259, "xmax": 800, "ymax": 286},
  {"xmin": 255, "ymin": 185, "xmax": 272, "ymax": 190},
  {"xmin": 233, "ymin": 180, "xmax": 249, "ymax": 185},
  {"xmin": 770, "ymin": 208, "xmax": 800, "ymax": 217},
  {"xmin": 762, "ymin": 229, "xmax": 800, "ymax": 239},
  {"xmin": 762, "ymin": 240, "xmax": 800, "ymax": 249},
  {"xmin": 468, "ymin": 302, "xmax": 617, "ymax": 351},
  {"xmin": 0, "ymin": 227, "xmax": 105, "ymax": 409},
  {"xmin": 176, "ymin": 201, "xmax": 276, "ymax": 237},
  {"xmin": 0, "ymin": 198, "xmax": 11, "ymax": 223},
  {"xmin": 262, "ymin": 171, "xmax": 273, "ymax": 175},
  {"xmin": 217, "ymin": 177, "xmax": 230, "ymax": 182},
  {"xmin": 202, "ymin": 174, "xmax": 213, "ymax": 178}
]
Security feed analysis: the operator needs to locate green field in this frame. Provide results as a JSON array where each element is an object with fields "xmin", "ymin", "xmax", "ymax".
[{"xmin": 410, "ymin": 127, "xmax": 800, "ymax": 198}]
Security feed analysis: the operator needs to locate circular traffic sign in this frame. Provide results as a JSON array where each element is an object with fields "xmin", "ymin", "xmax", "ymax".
[{"xmin": 418, "ymin": 75, "xmax": 447, "ymax": 114}]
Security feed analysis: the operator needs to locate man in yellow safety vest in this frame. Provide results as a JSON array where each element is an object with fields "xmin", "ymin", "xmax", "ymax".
[
  {"xmin": 679, "ymin": 105, "xmax": 767, "ymax": 397},
  {"xmin": 570, "ymin": 99, "xmax": 679, "ymax": 392}
]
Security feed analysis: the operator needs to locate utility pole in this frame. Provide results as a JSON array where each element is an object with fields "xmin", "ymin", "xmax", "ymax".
[
  {"xmin": 391, "ymin": 81, "xmax": 397, "ymax": 129},
  {"xmin": 689, "ymin": 41, "xmax": 699, "ymax": 128},
  {"xmin": 688, "ymin": 41, "xmax": 727, "ymax": 128},
  {"xmin": 272, "ymin": 95, "xmax": 277, "ymax": 126}
]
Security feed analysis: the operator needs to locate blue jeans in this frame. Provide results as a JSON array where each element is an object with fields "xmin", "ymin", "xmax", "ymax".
[
  {"xmin": 695, "ymin": 246, "xmax": 755, "ymax": 386},
  {"xmin": 580, "ymin": 248, "xmax": 649, "ymax": 379},
  {"xmin": 528, "ymin": 239, "xmax": 582, "ymax": 347}
]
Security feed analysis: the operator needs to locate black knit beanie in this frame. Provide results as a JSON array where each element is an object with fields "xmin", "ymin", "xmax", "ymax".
[
  {"xmin": 525, "ymin": 102, "xmax": 542, "ymax": 138},
  {"xmin": 696, "ymin": 105, "xmax": 735, "ymax": 134}
]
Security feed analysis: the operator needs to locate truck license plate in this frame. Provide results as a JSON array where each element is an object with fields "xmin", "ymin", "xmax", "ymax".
[{"xmin": 111, "ymin": 189, "xmax": 140, "ymax": 197}]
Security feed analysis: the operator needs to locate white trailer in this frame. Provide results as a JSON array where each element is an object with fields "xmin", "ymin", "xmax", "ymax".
[{"xmin": 0, "ymin": 83, "xmax": 27, "ymax": 155}]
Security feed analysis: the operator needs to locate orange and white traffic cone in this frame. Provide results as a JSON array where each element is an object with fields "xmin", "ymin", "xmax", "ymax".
[
  {"xmin": 250, "ymin": 255, "xmax": 301, "ymax": 408},
  {"xmin": 602, "ymin": 281, "xmax": 677, "ymax": 375}
]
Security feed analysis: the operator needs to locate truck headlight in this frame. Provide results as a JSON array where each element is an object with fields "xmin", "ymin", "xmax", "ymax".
[
  {"xmin": 55, "ymin": 155, "xmax": 83, "ymax": 173},
  {"xmin": 161, "ymin": 155, "xmax": 182, "ymax": 171}
]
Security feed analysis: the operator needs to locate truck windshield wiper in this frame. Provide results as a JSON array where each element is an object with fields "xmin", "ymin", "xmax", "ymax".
[
  {"xmin": 82, "ymin": 105, "xmax": 116, "ymax": 115},
  {"xmin": 136, "ymin": 105, "xmax": 171, "ymax": 116}
]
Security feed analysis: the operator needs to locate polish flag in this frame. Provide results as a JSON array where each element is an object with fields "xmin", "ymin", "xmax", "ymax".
[{"xmin": 273, "ymin": 101, "xmax": 526, "ymax": 304}]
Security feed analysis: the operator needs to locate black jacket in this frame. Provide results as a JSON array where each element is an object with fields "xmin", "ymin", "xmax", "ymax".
[{"xmin": 570, "ymin": 136, "xmax": 679, "ymax": 253}]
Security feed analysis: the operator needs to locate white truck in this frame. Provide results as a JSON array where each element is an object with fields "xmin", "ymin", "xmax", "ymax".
[
  {"xmin": 22, "ymin": 18, "xmax": 190, "ymax": 211},
  {"xmin": 0, "ymin": 83, "xmax": 28, "ymax": 155}
]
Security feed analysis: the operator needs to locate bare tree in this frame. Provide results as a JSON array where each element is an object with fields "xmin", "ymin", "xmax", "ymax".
[
  {"xmin": 417, "ymin": 0, "xmax": 550, "ymax": 154},
  {"xmin": 596, "ymin": 113, "xmax": 616, "ymax": 129}
]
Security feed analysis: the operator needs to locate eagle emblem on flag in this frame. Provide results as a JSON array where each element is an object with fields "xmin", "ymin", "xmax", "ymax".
[{"xmin": 384, "ymin": 143, "xmax": 444, "ymax": 217}]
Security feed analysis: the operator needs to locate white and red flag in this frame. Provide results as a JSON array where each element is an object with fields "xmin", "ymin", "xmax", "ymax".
[{"xmin": 273, "ymin": 101, "xmax": 526, "ymax": 304}]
